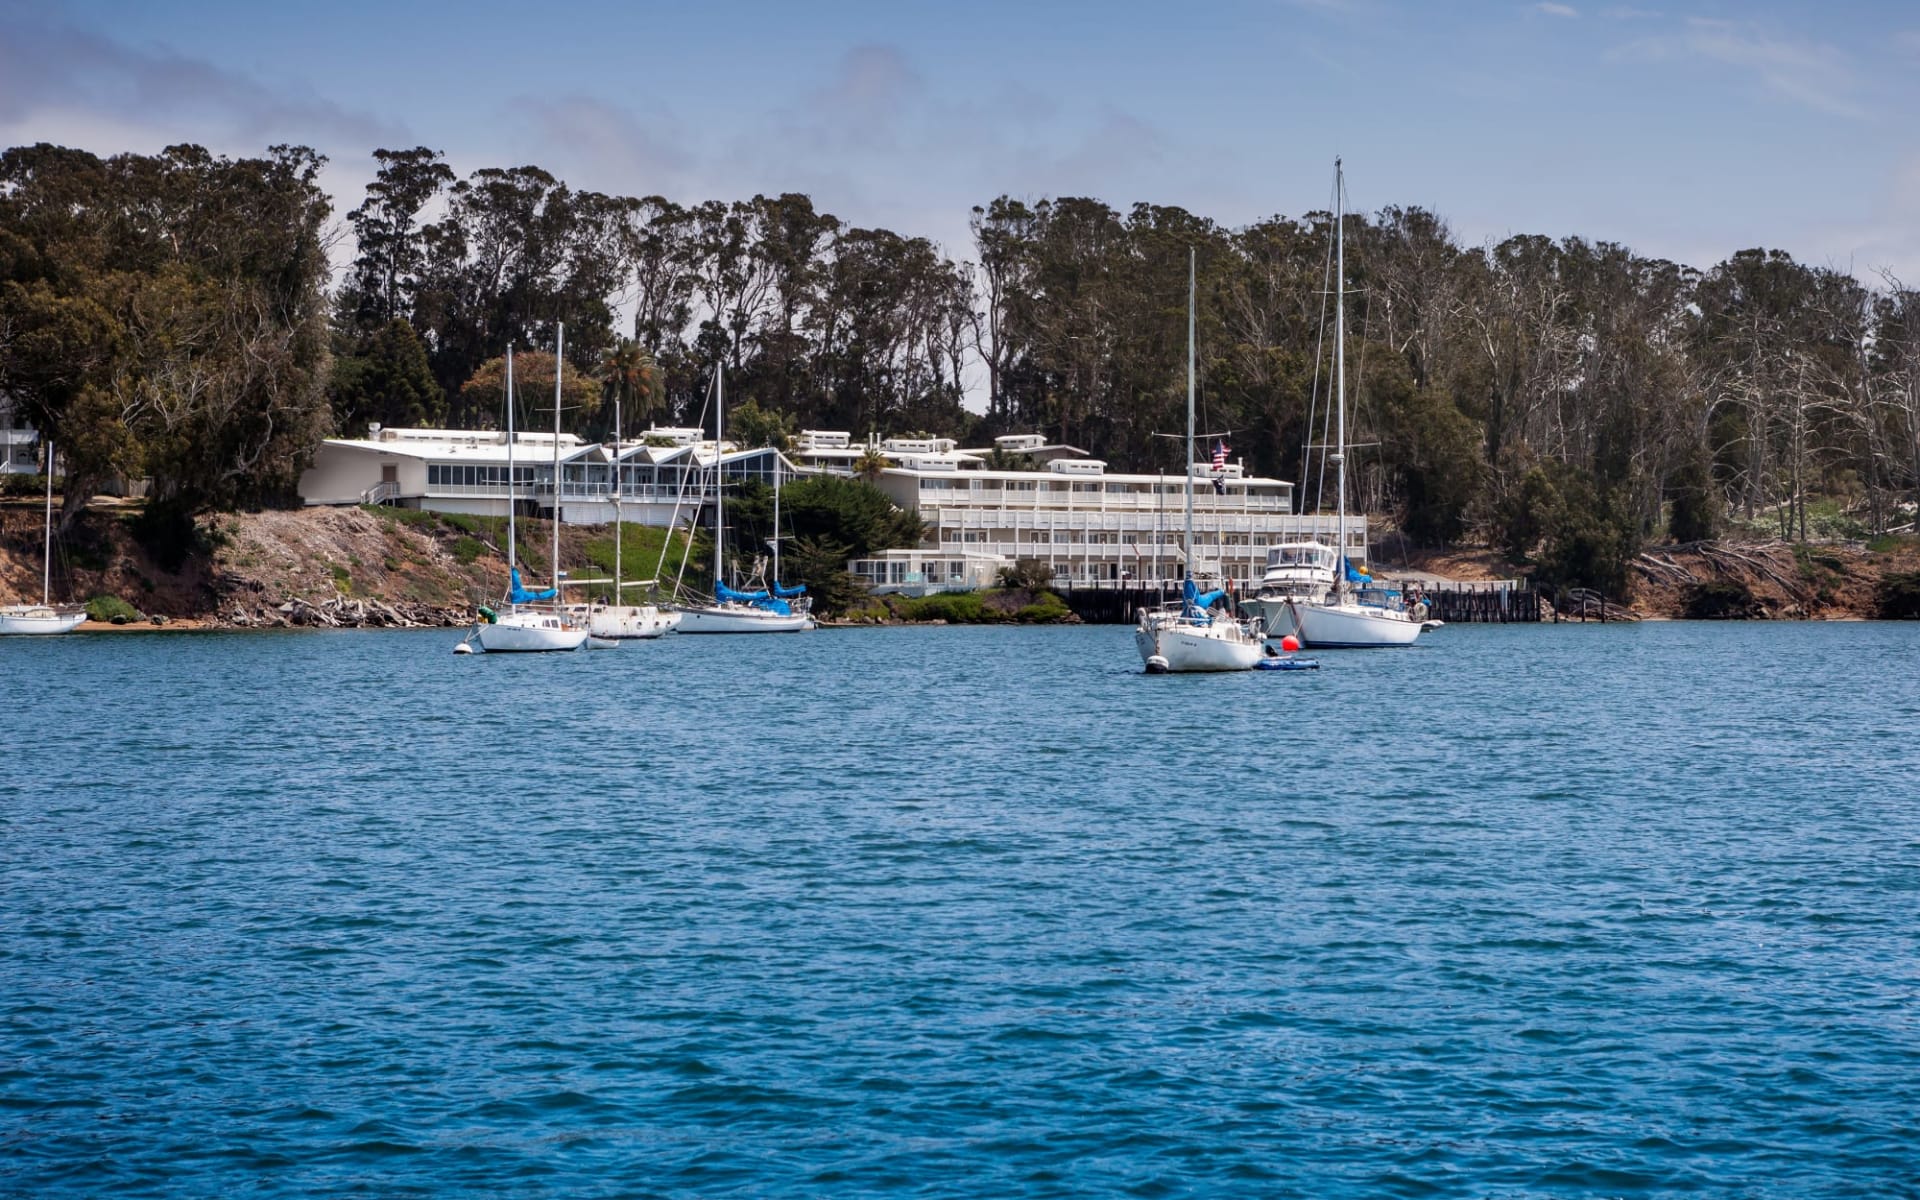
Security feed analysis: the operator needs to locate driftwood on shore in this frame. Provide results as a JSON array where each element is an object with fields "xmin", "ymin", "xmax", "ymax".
[{"xmin": 224, "ymin": 596, "xmax": 468, "ymax": 629}]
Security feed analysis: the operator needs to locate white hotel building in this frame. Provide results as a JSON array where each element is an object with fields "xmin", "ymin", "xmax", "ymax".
[
  {"xmin": 298, "ymin": 427, "xmax": 1362, "ymax": 593},
  {"xmin": 796, "ymin": 433, "xmax": 1363, "ymax": 594}
]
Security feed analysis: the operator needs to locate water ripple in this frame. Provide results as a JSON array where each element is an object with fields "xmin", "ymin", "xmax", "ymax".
[{"xmin": 2, "ymin": 623, "xmax": 1918, "ymax": 1196}]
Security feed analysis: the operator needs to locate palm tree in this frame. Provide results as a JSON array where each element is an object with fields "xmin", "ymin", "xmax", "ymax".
[
  {"xmin": 853, "ymin": 446, "xmax": 890, "ymax": 481},
  {"xmin": 600, "ymin": 340, "xmax": 660, "ymax": 438}
]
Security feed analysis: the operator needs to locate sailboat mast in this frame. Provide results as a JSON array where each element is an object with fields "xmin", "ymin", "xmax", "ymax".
[
  {"xmin": 714, "ymin": 365, "xmax": 725, "ymax": 590},
  {"xmin": 507, "ymin": 346, "xmax": 517, "ymax": 577},
  {"xmin": 772, "ymin": 453, "xmax": 781, "ymax": 586},
  {"xmin": 612, "ymin": 354, "xmax": 622, "ymax": 603},
  {"xmin": 1333, "ymin": 158, "xmax": 1347, "ymax": 595},
  {"xmin": 42, "ymin": 439, "xmax": 54, "ymax": 605},
  {"xmin": 553, "ymin": 323, "xmax": 564, "ymax": 593},
  {"xmin": 1185, "ymin": 247, "xmax": 1196, "ymax": 581}
]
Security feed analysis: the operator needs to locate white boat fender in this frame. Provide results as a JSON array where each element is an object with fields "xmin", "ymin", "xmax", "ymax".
[{"xmin": 1145, "ymin": 655, "xmax": 1171, "ymax": 674}]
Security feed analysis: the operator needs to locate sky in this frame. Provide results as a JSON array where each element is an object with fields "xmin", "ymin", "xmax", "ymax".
[{"xmin": 3, "ymin": 0, "xmax": 1918, "ymax": 285}]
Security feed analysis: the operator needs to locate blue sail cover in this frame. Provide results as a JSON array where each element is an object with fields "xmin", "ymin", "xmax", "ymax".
[
  {"xmin": 509, "ymin": 567, "xmax": 557, "ymax": 603},
  {"xmin": 1179, "ymin": 578, "xmax": 1221, "ymax": 624},
  {"xmin": 771, "ymin": 581, "xmax": 807, "ymax": 598},
  {"xmin": 1342, "ymin": 557, "xmax": 1370, "ymax": 584},
  {"xmin": 716, "ymin": 580, "xmax": 793, "ymax": 615}
]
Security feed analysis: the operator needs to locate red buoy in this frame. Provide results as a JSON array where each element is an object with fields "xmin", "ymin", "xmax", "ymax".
[{"xmin": 1280, "ymin": 635, "xmax": 1301, "ymax": 652}]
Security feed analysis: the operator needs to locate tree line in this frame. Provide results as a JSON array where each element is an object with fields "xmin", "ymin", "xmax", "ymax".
[{"xmin": 6, "ymin": 141, "xmax": 1920, "ymax": 594}]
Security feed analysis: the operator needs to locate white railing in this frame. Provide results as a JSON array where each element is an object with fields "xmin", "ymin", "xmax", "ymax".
[
  {"xmin": 915, "ymin": 491, "xmax": 1294, "ymax": 514},
  {"xmin": 554, "ymin": 484, "xmax": 715, "ymax": 505},
  {"xmin": 362, "ymin": 480, "xmax": 401, "ymax": 505}
]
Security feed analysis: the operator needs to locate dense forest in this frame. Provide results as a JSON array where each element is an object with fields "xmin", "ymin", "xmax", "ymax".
[{"xmin": 5, "ymin": 141, "xmax": 1920, "ymax": 593}]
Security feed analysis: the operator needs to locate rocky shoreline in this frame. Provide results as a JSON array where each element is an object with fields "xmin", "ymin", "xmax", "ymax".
[{"xmin": 7, "ymin": 502, "xmax": 1918, "ymax": 630}]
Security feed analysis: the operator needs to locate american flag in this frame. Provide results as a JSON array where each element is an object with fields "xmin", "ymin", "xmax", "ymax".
[{"xmin": 1211, "ymin": 440, "xmax": 1228, "ymax": 471}]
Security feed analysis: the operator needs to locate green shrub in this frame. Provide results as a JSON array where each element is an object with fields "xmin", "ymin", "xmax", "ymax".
[
  {"xmin": 898, "ymin": 591, "xmax": 997, "ymax": 623},
  {"xmin": 85, "ymin": 594, "xmax": 141, "ymax": 623},
  {"xmin": 1015, "ymin": 592, "xmax": 1072, "ymax": 622},
  {"xmin": 450, "ymin": 536, "xmax": 485, "ymax": 564},
  {"xmin": 329, "ymin": 563, "xmax": 352, "ymax": 594},
  {"xmin": 0, "ymin": 472, "xmax": 47, "ymax": 497}
]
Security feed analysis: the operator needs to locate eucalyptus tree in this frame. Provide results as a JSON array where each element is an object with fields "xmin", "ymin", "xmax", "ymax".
[
  {"xmin": 337, "ymin": 146, "xmax": 454, "ymax": 335},
  {"xmin": 413, "ymin": 166, "xmax": 628, "ymax": 423},
  {"xmin": 1693, "ymin": 249, "xmax": 1824, "ymax": 530},
  {"xmin": 969, "ymin": 197, "xmax": 1043, "ymax": 427},
  {"xmin": 0, "ymin": 141, "xmax": 334, "ymax": 531},
  {"xmin": 618, "ymin": 196, "xmax": 699, "ymax": 357},
  {"xmin": 1871, "ymin": 279, "xmax": 1920, "ymax": 513}
]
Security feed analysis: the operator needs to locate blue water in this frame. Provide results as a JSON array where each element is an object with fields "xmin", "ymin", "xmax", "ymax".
[{"xmin": 4, "ymin": 623, "xmax": 1919, "ymax": 1197}]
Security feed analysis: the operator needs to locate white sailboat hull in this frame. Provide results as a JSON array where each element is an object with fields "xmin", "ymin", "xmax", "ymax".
[
  {"xmin": 1241, "ymin": 597, "xmax": 1302, "ymax": 640},
  {"xmin": 1290, "ymin": 599, "xmax": 1423, "ymax": 648},
  {"xmin": 583, "ymin": 604, "xmax": 681, "ymax": 639},
  {"xmin": 675, "ymin": 603, "xmax": 814, "ymax": 634},
  {"xmin": 1135, "ymin": 616, "xmax": 1265, "ymax": 672},
  {"xmin": 0, "ymin": 605, "xmax": 87, "ymax": 636},
  {"xmin": 475, "ymin": 609, "xmax": 589, "ymax": 652},
  {"xmin": 1240, "ymin": 587, "xmax": 1332, "ymax": 640}
]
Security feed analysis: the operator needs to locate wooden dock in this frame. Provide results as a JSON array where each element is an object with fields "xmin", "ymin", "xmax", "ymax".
[
  {"xmin": 1061, "ymin": 587, "xmax": 1161, "ymax": 624},
  {"xmin": 1423, "ymin": 583, "xmax": 1542, "ymax": 624}
]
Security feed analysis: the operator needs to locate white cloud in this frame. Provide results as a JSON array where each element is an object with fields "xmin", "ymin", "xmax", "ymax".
[
  {"xmin": 1536, "ymin": 3, "xmax": 1579, "ymax": 18},
  {"xmin": 511, "ymin": 95, "xmax": 696, "ymax": 200},
  {"xmin": 0, "ymin": 5, "xmax": 399, "ymax": 152},
  {"xmin": 1613, "ymin": 16, "xmax": 1868, "ymax": 119}
]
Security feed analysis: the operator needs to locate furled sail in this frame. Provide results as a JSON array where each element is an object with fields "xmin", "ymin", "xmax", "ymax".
[
  {"xmin": 509, "ymin": 567, "xmax": 557, "ymax": 603},
  {"xmin": 717, "ymin": 579, "xmax": 793, "ymax": 615}
]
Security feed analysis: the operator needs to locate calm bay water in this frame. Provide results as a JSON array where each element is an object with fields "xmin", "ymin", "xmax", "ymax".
[{"xmin": 3, "ymin": 622, "xmax": 1919, "ymax": 1197}]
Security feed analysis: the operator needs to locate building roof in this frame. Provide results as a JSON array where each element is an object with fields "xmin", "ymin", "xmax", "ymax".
[
  {"xmin": 322, "ymin": 429, "xmax": 797, "ymax": 474},
  {"xmin": 324, "ymin": 429, "xmax": 596, "ymax": 464},
  {"xmin": 878, "ymin": 464, "xmax": 1293, "ymax": 489}
]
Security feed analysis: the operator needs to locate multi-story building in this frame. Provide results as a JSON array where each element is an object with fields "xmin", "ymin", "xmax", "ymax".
[
  {"xmin": 838, "ymin": 434, "xmax": 1364, "ymax": 593},
  {"xmin": 301, "ymin": 424, "xmax": 1364, "ymax": 594}
]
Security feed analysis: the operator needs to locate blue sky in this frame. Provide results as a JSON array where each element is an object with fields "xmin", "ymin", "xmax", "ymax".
[{"xmin": 3, "ymin": 0, "xmax": 1917, "ymax": 282}]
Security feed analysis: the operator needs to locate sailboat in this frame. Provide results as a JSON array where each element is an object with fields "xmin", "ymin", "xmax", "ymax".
[
  {"xmin": 674, "ymin": 366, "xmax": 813, "ymax": 634},
  {"xmin": 0, "ymin": 440, "xmax": 87, "ymax": 636},
  {"xmin": 580, "ymin": 345, "xmax": 678, "ymax": 639},
  {"xmin": 471, "ymin": 343, "xmax": 589, "ymax": 653},
  {"xmin": 1287, "ymin": 159, "xmax": 1424, "ymax": 650},
  {"xmin": 1134, "ymin": 249, "xmax": 1265, "ymax": 673}
]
